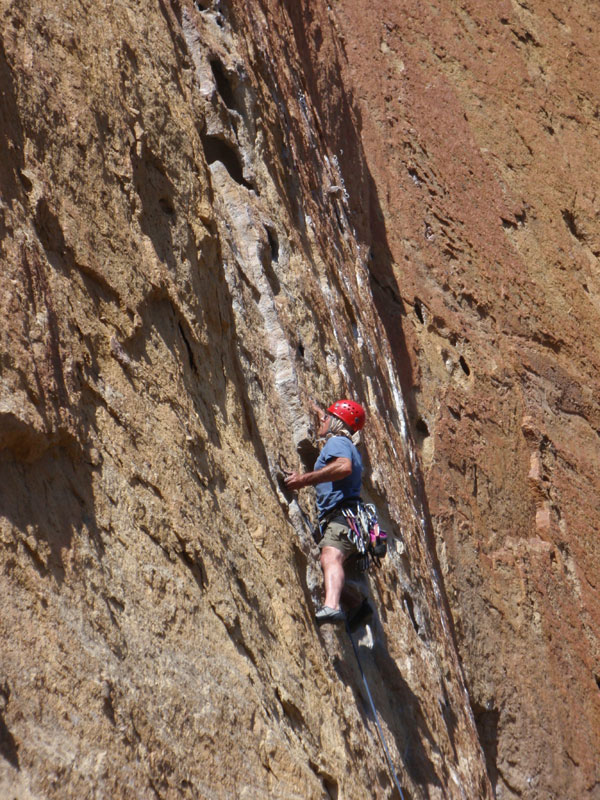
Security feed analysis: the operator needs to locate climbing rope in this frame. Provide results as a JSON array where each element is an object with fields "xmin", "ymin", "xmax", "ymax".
[{"xmin": 345, "ymin": 622, "xmax": 406, "ymax": 800}]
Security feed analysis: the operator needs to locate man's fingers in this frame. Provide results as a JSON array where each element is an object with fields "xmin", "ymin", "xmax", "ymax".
[{"xmin": 284, "ymin": 471, "xmax": 301, "ymax": 489}]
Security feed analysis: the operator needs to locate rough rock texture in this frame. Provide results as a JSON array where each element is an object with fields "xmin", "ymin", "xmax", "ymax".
[
  {"xmin": 0, "ymin": 1, "xmax": 598, "ymax": 799},
  {"xmin": 330, "ymin": 1, "xmax": 600, "ymax": 797}
]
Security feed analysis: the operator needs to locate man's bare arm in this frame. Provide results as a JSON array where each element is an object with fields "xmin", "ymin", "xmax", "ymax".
[{"xmin": 284, "ymin": 457, "xmax": 351, "ymax": 491}]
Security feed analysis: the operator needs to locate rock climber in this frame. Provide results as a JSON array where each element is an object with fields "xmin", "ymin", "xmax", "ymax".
[{"xmin": 284, "ymin": 398, "xmax": 369, "ymax": 625}]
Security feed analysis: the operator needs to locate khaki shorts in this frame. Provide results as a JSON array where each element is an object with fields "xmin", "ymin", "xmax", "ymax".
[{"xmin": 319, "ymin": 519, "xmax": 358, "ymax": 557}]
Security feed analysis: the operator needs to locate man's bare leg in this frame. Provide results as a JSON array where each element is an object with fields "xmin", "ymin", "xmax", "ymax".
[{"xmin": 320, "ymin": 546, "xmax": 346, "ymax": 609}]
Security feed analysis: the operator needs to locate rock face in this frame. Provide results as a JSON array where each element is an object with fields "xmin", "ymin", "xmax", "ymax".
[
  {"xmin": 0, "ymin": 1, "xmax": 598, "ymax": 799},
  {"xmin": 330, "ymin": 2, "xmax": 600, "ymax": 797}
]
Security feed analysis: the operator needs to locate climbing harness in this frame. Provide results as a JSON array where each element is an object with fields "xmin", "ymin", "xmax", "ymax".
[
  {"xmin": 346, "ymin": 621, "xmax": 406, "ymax": 800},
  {"xmin": 340, "ymin": 502, "xmax": 388, "ymax": 571},
  {"xmin": 317, "ymin": 500, "xmax": 388, "ymax": 569},
  {"xmin": 276, "ymin": 450, "xmax": 388, "ymax": 565}
]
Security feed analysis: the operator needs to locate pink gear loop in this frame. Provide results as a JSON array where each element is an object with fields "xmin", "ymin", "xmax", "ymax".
[{"xmin": 327, "ymin": 399, "xmax": 366, "ymax": 432}]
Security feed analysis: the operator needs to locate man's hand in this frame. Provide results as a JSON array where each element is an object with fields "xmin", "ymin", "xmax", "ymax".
[
  {"xmin": 283, "ymin": 471, "xmax": 306, "ymax": 491},
  {"xmin": 310, "ymin": 399, "xmax": 327, "ymax": 423}
]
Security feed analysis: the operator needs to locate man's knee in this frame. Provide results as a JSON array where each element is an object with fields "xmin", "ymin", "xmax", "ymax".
[{"xmin": 320, "ymin": 545, "xmax": 345, "ymax": 568}]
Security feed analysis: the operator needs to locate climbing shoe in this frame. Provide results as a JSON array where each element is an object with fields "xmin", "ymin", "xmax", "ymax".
[
  {"xmin": 315, "ymin": 606, "xmax": 345, "ymax": 625},
  {"xmin": 347, "ymin": 598, "xmax": 373, "ymax": 632}
]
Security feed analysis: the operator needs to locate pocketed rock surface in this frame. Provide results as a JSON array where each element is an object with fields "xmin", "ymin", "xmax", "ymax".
[
  {"xmin": 0, "ymin": 1, "xmax": 597, "ymax": 799},
  {"xmin": 331, "ymin": 1, "xmax": 600, "ymax": 797}
]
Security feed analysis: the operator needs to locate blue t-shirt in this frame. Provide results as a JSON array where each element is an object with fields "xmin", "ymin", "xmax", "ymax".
[{"xmin": 314, "ymin": 435, "xmax": 362, "ymax": 518}]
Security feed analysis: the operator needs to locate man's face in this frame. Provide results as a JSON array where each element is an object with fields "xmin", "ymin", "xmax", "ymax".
[{"xmin": 317, "ymin": 413, "xmax": 331, "ymax": 438}]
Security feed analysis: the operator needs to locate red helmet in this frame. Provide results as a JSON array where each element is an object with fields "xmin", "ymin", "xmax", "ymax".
[{"xmin": 327, "ymin": 399, "xmax": 365, "ymax": 432}]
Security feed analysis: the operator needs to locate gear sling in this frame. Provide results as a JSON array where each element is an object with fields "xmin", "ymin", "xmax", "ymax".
[{"xmin": 317, "ymin": 501, "xmax": 388, "ymax": 570}]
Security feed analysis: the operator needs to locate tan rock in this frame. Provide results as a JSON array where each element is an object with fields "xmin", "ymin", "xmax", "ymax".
[{"xmin": 0, "ymin": 1, "xmax": 598, "ymax": 799}]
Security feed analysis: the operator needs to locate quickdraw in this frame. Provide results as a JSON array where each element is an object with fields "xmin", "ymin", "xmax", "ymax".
[{"xmin": 341, "ymin": 502, "xmax": 388, "ymax": 571}]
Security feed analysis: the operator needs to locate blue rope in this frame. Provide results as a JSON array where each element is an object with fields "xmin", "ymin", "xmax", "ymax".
[{"xmin": 346, "ymin": 622, "xmax": 406, "ymax": 800}]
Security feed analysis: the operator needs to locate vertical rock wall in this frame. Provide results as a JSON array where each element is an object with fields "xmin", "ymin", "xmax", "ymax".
[
  {"xmin": 331, "ymin": 1, "xmax": 600, "ymax": 798},
  {"xmin": 0, "ymin": 1, "xmax": 598, "ymax": 799}
]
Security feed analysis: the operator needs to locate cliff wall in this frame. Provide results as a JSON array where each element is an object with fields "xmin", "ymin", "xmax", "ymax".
[
  {"xmin": 330, "ymin": 2, "xmax": 600, "ymax": 797},
  {"xmin": 0, "ymin": 1, "xmax": 598, "ymax": 799}
]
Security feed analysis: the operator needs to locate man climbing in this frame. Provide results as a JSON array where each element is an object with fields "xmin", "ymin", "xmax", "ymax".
[{"xmin": 284, "ymin": 399, "xmax": 367, "ymax": 625}]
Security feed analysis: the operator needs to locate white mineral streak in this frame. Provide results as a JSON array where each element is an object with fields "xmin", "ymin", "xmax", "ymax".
[
  {"xmin": 386, "ymin": 356, "xmax": 408, "ymax": 443},
  {"xmin": 209, "ymin": 157, "xmax": 309, "ymax": 447}
]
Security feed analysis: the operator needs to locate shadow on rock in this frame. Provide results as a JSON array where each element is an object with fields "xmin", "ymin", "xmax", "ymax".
[
  {"xmin": 330, "ymin": 621, "xmax": 444, "ymax": 799},
  {"xmin": 0, "ymin": 445, "xmax": 102, "ymax": 584}
]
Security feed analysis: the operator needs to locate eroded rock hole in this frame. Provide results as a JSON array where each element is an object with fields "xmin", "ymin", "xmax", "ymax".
[
  {"xmin": 512, "ymin": 28, "xmax": 539, "ymax": 46},
  {"xmin": 309, "ymin": 762, "xmax": 339, "ymax": 800},
  {"xmin": 266, "ymin": 226, "xmax": 279, "ymax": 262},
  {"xmin": 414, "ymin": 298, "xmax": 424, "ymax": 324},
  {"xmin": 562, "ymin": 209, "xmax": 583, "ymax": 240},
  {"xmin": 19, "ymin": 169, "xmax": 33, "ymax": 192},
  {"xmin": 297, "ymin": 342, "xmax": 305, "ymax": 359},
  {"xmin": 472, "ymin": 702, "xmax": 500, "ymax": 791},
  {"xmin": 448, "ymin": 405, "xmax": 461, "ymax": 420},
  {"xmin": 415, "ymin": 417, "xmax": 429, "ymax": 437},
  {"xmin": 408, "ymin": 167, "xmax": 421, "ymax": 186},
  {"xmin": 0, "ymin": 712, "xmax": 19, "ymax": 769},
  {"xmin": 323, "ymin": 776, "xmax": 339, "ymax": 800},
  {"xmin": 159, "ymin": 197, "xmax": 175, "ymax": 216},
  {"xmin": 595, "ymin": 675, "xmax": 600, "ymax": 691},
  {"xmin": 35, "ymin": 197, "xmax": 66, "ymax": 253},
  {"xmin": 210, "ymin": 59, "xmax": 237, "ymax": 110},
  {"xmin": 179, "ymin": 322, "xmax": 198, "ymax": 374},
  {"xmin": 403, "ymin": 591, "xmax": 420, "ymax": 634},
  {"xmin": 262, "ymin": 228, "xmax": 281, "ymax": 295},
  {"xmin": 0, "ymin": 684, "xmax": 19, "ymax": 771},
  {"xmin": 501, "ymin": 209, "xmax": 527, "ymax": 229},
  {"xmin": 202, "ymin": 135, "xmax": 255, "ymax": 191},
  {"xmin": 459, "ymin": 355, "xmax": 470, "ymax": 376},
  {"xmin": 103, "ymin": 694, "xmax": 116, "ymax": 726}
]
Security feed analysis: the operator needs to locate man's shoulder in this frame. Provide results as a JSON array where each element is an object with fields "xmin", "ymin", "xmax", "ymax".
[{"xmin": 323, "ymin": 435, "xmax": 356, "ymax": 456}]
